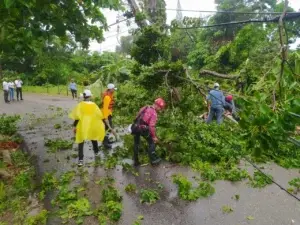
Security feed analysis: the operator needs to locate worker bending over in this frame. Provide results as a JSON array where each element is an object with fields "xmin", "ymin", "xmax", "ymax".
[
  {"xmin": 206, "ymin": 83, "xmax": 225, "ymax": 124},
  {"xmin": 131, "ymin": 98, "xmax": 166, "ymax": 166},
  {"xmin": 224, "ymin": 95, "xmax": 240, "ymax": 121}
]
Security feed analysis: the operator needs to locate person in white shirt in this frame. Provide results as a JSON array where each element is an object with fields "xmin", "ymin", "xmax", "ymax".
[
  {"xmin": 8, "ymin": 81, "xmax": 15, "ymax": 101},
  {"xmin": 2, "ymin": 79, "xmax": 9, "ymax": 103},
  {"xmin": 14, "ymin": 78, "xmax": 23, "ymax": 101}
]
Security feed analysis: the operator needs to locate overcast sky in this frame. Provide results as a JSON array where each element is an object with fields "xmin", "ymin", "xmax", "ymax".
[{"xmin": 89, "ymin": 0, "xmax": 300, "ymax": 52}]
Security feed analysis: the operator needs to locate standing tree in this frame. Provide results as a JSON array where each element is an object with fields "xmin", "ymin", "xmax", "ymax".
[{"xmin": 0, "ymin": 0, "xmax": 122, "ymax": 73}]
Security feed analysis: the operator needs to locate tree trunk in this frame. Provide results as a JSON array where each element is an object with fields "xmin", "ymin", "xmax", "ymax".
[{"xmin": 127, "ymin": 0, "xmax": 148, "ymax": 28}]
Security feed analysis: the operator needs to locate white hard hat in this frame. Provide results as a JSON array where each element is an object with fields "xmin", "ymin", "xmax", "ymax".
[
  {"xmin": 107, "ymin": 83, "xmax": 117, "ymax": 90},
  {"xmin": 83, "ymin": 89, "xmax": 92, "ymax": 97},
  {"xmin": 214, "ymin": 83, "xmax": 220, "ymax": 88}
]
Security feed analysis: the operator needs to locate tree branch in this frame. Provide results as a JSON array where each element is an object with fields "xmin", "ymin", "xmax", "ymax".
[
  {"xmin": 185, "ymin": 69, "xmax": 207, "ymax": 97},
  {"xmin": 199, "ymin": 69, "xmax": 239, "ymax": 80}
]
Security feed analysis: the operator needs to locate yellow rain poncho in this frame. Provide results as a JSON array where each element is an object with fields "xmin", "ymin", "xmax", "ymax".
[{"xmin": 69, "ymin": 101, "xmax": 105, "ymax": 144}]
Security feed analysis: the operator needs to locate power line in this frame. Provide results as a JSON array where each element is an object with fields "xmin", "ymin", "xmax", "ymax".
[
  {"xmin": 242, "ymin": 154, "xmax": 300, "ymax": 202},
  {"xmin": 104, "ymin": 29, "xmax": 131, "ymax": 39},
  {"xmin": 172, "ymin": 13, "xmax": 300, "ymax": 29},
  {"xmin": 164, "ymin": 8, "xmax": 299, "ymax": 15},
  {"xmin": 173, "ymin": 18, "xmax": 270, "ymax": 29},
  {"xmin": 107, "ymin": 17, "xmax": 131, "ymax": 28}
]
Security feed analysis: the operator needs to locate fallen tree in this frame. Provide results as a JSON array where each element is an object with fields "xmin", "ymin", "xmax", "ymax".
[{"xmin": 199, "ymin": 70, "xmax": 239, "ymax": 80}]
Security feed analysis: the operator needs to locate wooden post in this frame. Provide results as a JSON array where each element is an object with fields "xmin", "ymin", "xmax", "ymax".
[{"xmin": 274, "ymin": 0, "xmax": 288, "ymax": 110}]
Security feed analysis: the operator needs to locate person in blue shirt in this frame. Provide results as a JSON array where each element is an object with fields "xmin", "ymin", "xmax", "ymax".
[
  {"xmin": 206, "ymin": 83, "xmax": 225, "ymax": 124},
  {"xmin": 69, "ymin": 79, "xmax": 77, "ymax": 99}
]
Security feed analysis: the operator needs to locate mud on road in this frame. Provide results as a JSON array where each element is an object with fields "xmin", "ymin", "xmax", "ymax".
[{"xmin": 1, "ymin": 94, "xmax": 300, "ymax": 225}]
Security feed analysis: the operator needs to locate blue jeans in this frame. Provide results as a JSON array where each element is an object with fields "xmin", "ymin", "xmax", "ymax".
[
  {"xmin": 206, "ymin": 106, "xmax": 224, "ymax": 124},
  {"xmin": 9, "ymin": 88, "xmax": 14, "ymax": 101}
]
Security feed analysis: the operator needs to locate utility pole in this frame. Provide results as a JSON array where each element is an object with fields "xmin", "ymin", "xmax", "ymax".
[{"xmin": 176, "ymin": 0, "xmax": 183, "ymax": 22}]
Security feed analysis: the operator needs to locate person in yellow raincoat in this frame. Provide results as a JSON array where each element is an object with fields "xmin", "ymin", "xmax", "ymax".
[{"xmin": 69, "ymin": 90, "xmax": 105, "ymax": 167}]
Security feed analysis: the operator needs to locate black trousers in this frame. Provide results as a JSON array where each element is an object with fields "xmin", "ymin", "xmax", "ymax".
[
  {"xmin": 71, "ymin": 89, "xmax": 77, "ymax": 99},
  {"xmin": 78, "ymin": 141, "xmax": 99, "ymax": 160},
  {"xmin": 133, "ymin": 128, "xmax": 156, "ymax": 162},
  {"xmin": 3, "ymin": 90, "xmax": 9, "ymax": 103},
  {"xmin": 103, "ymin": 115, "xmax": 113, "ymax": 146},
  {"xmin": 16, "ymin": 87, "xmax": 23, "ymax": 100}
]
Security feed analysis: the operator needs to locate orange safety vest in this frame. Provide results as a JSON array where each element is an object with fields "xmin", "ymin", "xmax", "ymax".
[{"xmin": 102, "ymin": 90, "xmax": 115, "ymax": 111}]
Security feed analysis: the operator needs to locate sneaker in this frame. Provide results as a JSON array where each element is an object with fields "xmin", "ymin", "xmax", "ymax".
[
  {"xmin": 151, "ymin": 157, "xmax": 161, "ymax": 165},
  {"xmin": 78, "ymin": 160, "xmax": 84, "ymax": 167}
]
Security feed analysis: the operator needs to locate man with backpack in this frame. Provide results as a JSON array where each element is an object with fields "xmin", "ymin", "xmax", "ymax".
[
  {"xmin": 131, "ymin": 98, "xmax": 166, "ymax": 166},
  {"xmin": 206, "ymin": 83, "xmax": 225, "ymax": 124}
]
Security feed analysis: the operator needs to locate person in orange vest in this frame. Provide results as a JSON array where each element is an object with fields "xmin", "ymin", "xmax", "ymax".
[{"xmin": 101, "ymin": 83, "xmax": 117, "ymax": 148}]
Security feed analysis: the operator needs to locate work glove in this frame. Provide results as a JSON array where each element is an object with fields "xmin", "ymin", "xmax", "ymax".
[{"xmin": 153, "ymin": 137, "xmax": 159, "ymax": 144}]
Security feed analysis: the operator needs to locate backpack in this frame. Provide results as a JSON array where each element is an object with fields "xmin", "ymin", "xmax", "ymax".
[{"xmin": 130, "ymin": 106, "xmax": 149, "ymax": 135}]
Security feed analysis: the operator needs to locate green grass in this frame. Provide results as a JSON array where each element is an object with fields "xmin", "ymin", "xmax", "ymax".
[{"xmin": 23, "ymin": 85, "xmax": 85, "ymax": 96}]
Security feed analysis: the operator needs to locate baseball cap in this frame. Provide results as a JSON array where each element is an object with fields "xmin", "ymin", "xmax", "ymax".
[
  {"xmin": 83, "ymin": 89, "xmax": 92, "ymax": 97},
  {"xmin": 107, "ymin": 83, "xmax": 117, "ymax": 90},
  {"xmin": 214, "ymin": 83, "xmax": 220, "ymax": 88}
]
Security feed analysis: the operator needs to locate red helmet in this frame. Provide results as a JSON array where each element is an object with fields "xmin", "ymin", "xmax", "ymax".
[
  {"xmin": 225, "ymin": 95, "xmax": 233, "ymax": 101},
  {"xmin": 154, "ymin": 98, "xmax": 166, "ymax": 109}
]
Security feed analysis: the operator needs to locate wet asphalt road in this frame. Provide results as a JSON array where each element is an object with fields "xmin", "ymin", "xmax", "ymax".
[{"xmin": 0, "ymin": 94, "xmax": 300, "ymax": 225}]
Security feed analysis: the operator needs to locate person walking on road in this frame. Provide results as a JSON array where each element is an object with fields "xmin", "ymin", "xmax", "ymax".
[
  {"xmin": 131, "ymin": 98, "xmax": 166, "ymax": 166},
  {"xmin": 15, "ymin": 78, "xmax": 23, "ymax": 101},
  {"xmin": 69, "ymin": 90, "xmax": 105, "ymax": 167},
  {"xmin": 101, "ymin": 83, "xmax": 117, "ymax": 149},
  {"xmin": 69, "ymin": 79, "xmax": 77, "ymax": 99},
  {"xmin": 206, "ymin": 83, "xmax": 225, "ymax": 124},
  {"xmin": 2, "ymin": 79, "xmax": 9, "ymax": 103},
  {"xmin": 8, "ymin": 81, "xmax": 15, "ymax": 101}
]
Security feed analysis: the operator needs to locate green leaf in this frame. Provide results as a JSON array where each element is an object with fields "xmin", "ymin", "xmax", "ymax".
[
  {"xmin": 259, "ymin": 104, "xmax": 271, "ymax": 115},
  {"xmin": 137, "ymin": 215, "xmax": 144, "ymax": 220},
  {"xmin": 4, "ymin": 0, "xmax": 15, "ymax": 8},
  {"xmin": 247, "ymin": 216, "xmax": 255, "ymax": 220}
]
